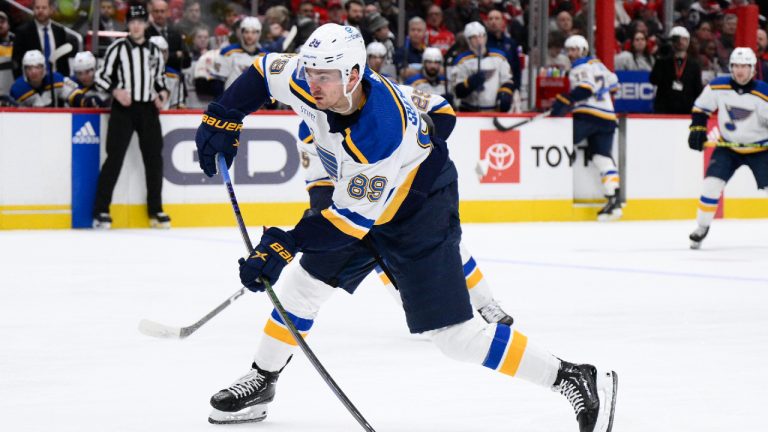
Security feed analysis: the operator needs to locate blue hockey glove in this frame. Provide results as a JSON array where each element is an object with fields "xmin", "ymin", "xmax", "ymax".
[
  {"xmin": 550, "ymin": 94, "xmax": 572, "ymax": 117},
  {"xmin": 688, "ymin": 126, "xmax": 707, "ymax": 151},
  {"xmin": 195, "ymin": 102, "xmax": 246, "ymax": 177},
  {"xmin": 497, "ymin": 91, "xmax": 512, "ymax": 112},
  {"xmin": 466, "ymin": 71, "xmax": 486, "ymax": 91},
  {"xmin": 239, "ymin": 227, "xmax": 297, "ymax": 292}
]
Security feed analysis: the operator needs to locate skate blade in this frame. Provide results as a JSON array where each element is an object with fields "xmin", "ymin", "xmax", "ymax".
[
  {"xmin": 208, "ymin": 404, "xmax": 268, "ymax": 424},
  {"xmin": 597, "ymin": 210, "xmax": 622, "ymax": 222},
  {"xmin": 689, "ymin": 240, "xmax": 702, "ymax": 250},
  {"xmin": 149, "ymin": 220, "xmax": 171, "ymax": 229},
  {"xmin": 594, "ymin": 370, "xmax": 618, "ymax": 432}
]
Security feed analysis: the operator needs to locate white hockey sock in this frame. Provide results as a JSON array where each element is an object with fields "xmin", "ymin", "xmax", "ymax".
[
  {"xmin": 429, "ymin": 318, "xmax": 560, "ymax": 389},
  {"xmin": 253, "ymin": 264, "xmax": 337, "ymax": 372},
  {"xmin": 375, "ymin": 265, "xmax": 404, "ymax": 308},
  {"xmin": 592, "ymin": 154, "xmax": 620, "ymax": 196},
  {"xmin": 696, "ymin": 177, "xmax": 726, "ymax": 228},
  {"xmin": 460, "ymin": 243, "xmax": 494, "ymax": 310}
]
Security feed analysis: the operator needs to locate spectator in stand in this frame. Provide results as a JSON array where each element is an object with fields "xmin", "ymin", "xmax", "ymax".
[
  {"xmin": 615, "ymin": 31, "xmax": 654, "ymax": 71},
  {"xmin": 405, "ymin": 46, "xmax": 452, "ymax": 103},
  {"xmin": 757, "ymin": 29, "xmax": 768, "ymax": 82},
  {"xmin": 189, "ymin": 25, "xmax": 211, "ymax": 60},
  {"xmin": 378, "ymin": 0, "xmax": 400, "ymax": 36},
  {"xmin": 10, "ymin": 50, "xmax": 72, "ymax": 107},
  {"xmin": 426, "ymin": 5, "xmax": 454, "ymax": 55},
  {"xmin": 363, "ymin": 0, "xmax": 380, "ymax": 18},
  {"xmin": 189, "ymin": 25, "xmax": 218, "ymax": 106},
  {"xmin": 553, "ymin": 10, "xmax": 576, "ymax": 39},
  {"xmin": 345, "ymin": 0, "xmax": 365, "ymax": 30},
  {"xmin": 66, "ymin": 51, "xmax": 110, "ymax": 107},
  {"xmin": 327, "ymin": 0, "xmax": 345, "ymax": 25},
  {"xmin": 395, "ymin": 16, "xmax": 427, "ymax": 81},
  {"xmin": 650, "ymin": 26, "xmax": 702, "ymax": 114},
  {"xmin": 175, "ymin": 0, "xmax": 206, "ymax": 42},
  {"xmin": 545, "ymin": 34, "xmax": 570, "ymax": 71},
  {"xmin": 12, "ymin": 0, "xmax": 73, "ymax": 78},
  {"xmin": 485, "ymin": 10, "xmax": 521, "ymax": 92},
  {"xmin": 213, "ymin": 4, "xmax": 241, "ymax": 48},
  {"xmin": 443, "ymin": 0, "xmax": 480, "ymax": 34},
  {"xmin": 715, "ymin": 14, "xmax": 737, "ymax": 73},
  {"xmin": 477, "ymin": 0, "xmax": 497, "ymax": 22},
  {"xmin": 95, "ymin": 0, "xmax": 125, "ymax": 55},
  {"xmin": 0, "ymin": 11, "xmax": 14, "ymax": 101},
  {"xmin": 697, "ymin": 39, "xmax": 721, "ymax": 85},
  {"xmin": 365, "ymin": 12, "xmax": 396, "ymax": 77},
  {"xmin": 146, "ymin": 0, "xmax": 191, "ymax": 72},
  {"xmin": 694, "ymin": 20, "xmax": 714, "ymax": 44},
  {"xmin": 637, "ymin": 2, "xmax": 663, "ymax": 38}
]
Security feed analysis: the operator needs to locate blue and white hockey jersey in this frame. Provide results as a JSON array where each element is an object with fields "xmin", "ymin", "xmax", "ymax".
[
  {"xmin": 561, "ymin": 56, "xmax": 619, "ymax": 123},
  {"xmin": 10, "ymin": 72, "xmax": 72, "ymax": 107},
  {"xmin": 692, "ymin": 76, "xmax": 768, "ymax": 154}
]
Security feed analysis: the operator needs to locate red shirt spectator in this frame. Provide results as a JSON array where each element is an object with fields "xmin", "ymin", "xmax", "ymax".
[{"xmin": 426, "ymin": 4, "xmax": 454, "ymax": 55}]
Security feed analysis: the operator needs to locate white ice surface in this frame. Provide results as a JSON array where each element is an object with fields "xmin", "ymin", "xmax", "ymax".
[{"xmin": 1, "ymin": 220, "xmax": 767, "ymax": 432}]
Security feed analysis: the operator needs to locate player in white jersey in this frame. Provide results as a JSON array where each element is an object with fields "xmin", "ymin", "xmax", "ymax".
[
  {"xmin": 195, "ymin": 24, "xmax": 617, "ymax": 431},
  {"xmin": 298, "ymin": 87, "xmax": 512, "ymax": 324},
  {"xmin": 210, "ymin": 17, "xmax": 267, "ymax": 93},
  {"xmin": 65, "ymin": 51, "xmax": 111, "ymax": 107},
  {"xmin": 551, "ymin": 35, "xmax": 622, "ymax": 221},
  {"xmin": 9, "ymin": 50, "xmax": 73, "ymax": 107},
  {"xmin": 149, "ymin": 36, "xmax": 186, "ymax": 109},
  {"xmin": 404, "ymin": 47, "xmax": 450, "ymax": 100},
  {"xmin": 687, "ymin": 47, "xmax": 768, "ymax": 249},
  {"xmin": 452, "ymin": 22, "xmax": 514, "ymax": 112}
]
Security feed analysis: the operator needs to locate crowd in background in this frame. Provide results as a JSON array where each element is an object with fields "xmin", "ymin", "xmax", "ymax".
[{"xmin": 1, "ymin": 0, "xmax": 767, "ymax": 112}]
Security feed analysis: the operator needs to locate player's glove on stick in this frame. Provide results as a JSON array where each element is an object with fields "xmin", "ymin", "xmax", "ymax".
[
  {"xmin": 467, "ymin": 71, "xmax": 486, "ymax": 92},
  {"xmin": 497, "ymin": 91, "xmax": 512, "ymax": 112},
  {"xmin": 688, "ymin": 126, "xmax": 708, "ymax": 151},
  {"xmin": 196, "ymin": 102, "xmax": 246, "ymax": 177},
  {"xmin": 239, "ymin": 227, "xmax": 297, "ymax": 292},
  {"xmin": 550, "ymin": 94, "xmax": 571, "ymax": 117}
]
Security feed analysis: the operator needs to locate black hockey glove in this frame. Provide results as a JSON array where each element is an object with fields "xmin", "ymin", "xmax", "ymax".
[
  {"xmin": 466, "ymin": 71, "xmax": 486, "ymax": 92},
  {"xmin": 688, "ymin": 126, "xmax": 708, "ymax": 151},
  {"xmin": 497, "ymin": 91, "xmax": 512, "ymax": 112},
  {"xmin": 196, "ymin": 102, "xmax": 246, "ymax": 177},
  {"xmin": 239, "ymin": 227, "xmax": 297, "ymax": 292}
]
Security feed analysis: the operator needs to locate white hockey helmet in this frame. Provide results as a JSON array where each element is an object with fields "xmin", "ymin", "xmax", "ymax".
[
  {"xmin": 422, "ymin": 47, "xmax": 443, "ymax": 63},
  {"xmin": 366, "ymin": 41, "xmax": 387, "ymax": 58},
  {"xmin": 564, "ymin": 35, "xmax": 589, "ymax": 55},
  {"xmin": 299, "ymin": 24, "xmax": 366, "ymax": 96},
  {"xmin": 22, "ymin": 50, "xmax": 45, "ymax": 68},
  {"xmin": 73, "ymin": 51, "xmax": 97, "ymax": 72},
  {"xmin": 669, "ymin": 26, "xmax": 690, "ymax": 39},
  {"xmin": 464, "ymin": 21, "xmax": 486, "ymax": 40},
  {"xmin": 729, "ymin": 47, "xmax": 757, "ymax": 68},
  {"xmin": 149, "ymin": 35, "xmax": 169, "ymax": 51},
  {"xmin": 240, "ymin": 16, "xmax": 262, "ymax": 33}
]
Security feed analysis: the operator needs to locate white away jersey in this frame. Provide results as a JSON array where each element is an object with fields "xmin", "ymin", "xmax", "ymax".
[
  {"xmin": 567, "ymin": 57, "xmax": 619, "ymax": 121},
  {"xmin": 254, "ymin": 52, "xmax": 433, "ymax": 239},
  {"xmin": 693, "ymin": 77, "xmax": 768, "ymax": 153},
  {"xmin": 212, "ymin": 44, "xmax": 267, "ymax": 89},
  {"xmin": 451, "ymin": 48, "xmax": 512, "ymax": 110}
]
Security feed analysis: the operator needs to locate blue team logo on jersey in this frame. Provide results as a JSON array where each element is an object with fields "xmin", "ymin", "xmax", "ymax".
[{"xmin": 724, "ymin": 105, "xmax": 753, "ymax": 131}]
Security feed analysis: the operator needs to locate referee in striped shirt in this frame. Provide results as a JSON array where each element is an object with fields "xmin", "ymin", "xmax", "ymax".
[{"xmin": 92, "ymin": 2, "xmax": 171, "ymax": 229}]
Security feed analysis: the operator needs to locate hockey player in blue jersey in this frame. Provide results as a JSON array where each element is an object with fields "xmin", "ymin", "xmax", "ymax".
[
  {"xmin": 9, "ymin": 50, "xmax": 71, "ymax": 107},
  {"xmin": 66, "ymin": 51, "xmax": 110, "ymax": 108},
  {"xmin": 551, "ymin": 35, "xmax": 622, "ymax": 221},
  {"xmin": 687, "ymin": 47, "xmax": 768, "ymax": 249},
  {"xmin": 195, "ymin": 24, "xmax": 617, "ymax": 431}
]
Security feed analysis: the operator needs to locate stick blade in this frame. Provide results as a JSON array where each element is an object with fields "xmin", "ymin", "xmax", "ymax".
[{"xmin": 138, "ymin": 319, "xmax": 183, "ymax": 339}]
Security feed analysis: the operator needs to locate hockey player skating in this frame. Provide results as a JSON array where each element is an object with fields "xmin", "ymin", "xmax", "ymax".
[
  {"xmin": 195, "ymin": 24, "xmax": 617, "ymax": 431},
  {"xmin": 687, "ymin": 47, "xmax": 768, "ymax": 249},
  {"xmin": 297, "ymin": 87, "xmax": 512, "ymax": 325},
  {"xmin": 551, "ymin": 35, "xmax": 622, "ymax": 221}
]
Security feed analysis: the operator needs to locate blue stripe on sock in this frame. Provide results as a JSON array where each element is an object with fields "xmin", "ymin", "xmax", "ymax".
[
  {"xmin": 603, "ymin": 170, "xmax": 618, "ymax": 176},
  {"xmin": 482, "ymin": 323, "xmax": 511, "ymax": 370},
  {"xmin": 270, "ymin": 309, "xmax": 314, "ymax": 332},
  {"xmin": 463, "ymin": 257, "xmax": 477, "ymax": 277},
  {"xmin": 700, "ymin": 195, "xmax": 719, "ymax": 205}
]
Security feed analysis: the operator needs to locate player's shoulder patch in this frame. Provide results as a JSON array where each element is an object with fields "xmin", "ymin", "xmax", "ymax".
[
  {"xmin": 709, "ymin": 76, "xmax": 732, "ymax": 90},
  {"xmin": 454, "ymin": 51, "xmax": 476, "ymax": 65},
  {"xmin": 297, "ymin": 121, "xmax": 313, "ymax": 144}
]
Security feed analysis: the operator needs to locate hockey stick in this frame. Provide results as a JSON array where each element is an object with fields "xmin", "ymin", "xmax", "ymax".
[
  {"xmin": 493, "ymin": 109, "xmax": 551, "ymax": 132},
  {"xmin": 216, "ymin": 153, "xmax": 377, "ymax": 432},
  {"xmin": 705, "ymin": 140, "xmax": 768, "ymax": 149}
]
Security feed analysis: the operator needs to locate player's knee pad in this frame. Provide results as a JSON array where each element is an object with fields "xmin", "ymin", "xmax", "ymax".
[
  {"xmin": 275, "ymin": 263, "xmax": 337, "ymax": 320},
  {"xmin": 427, "ymin": 316, "xmax": 497, "ymax": 364},
  {"xmin": 702, "ymin": 176, "xmax": 727, "ymax": 199}
]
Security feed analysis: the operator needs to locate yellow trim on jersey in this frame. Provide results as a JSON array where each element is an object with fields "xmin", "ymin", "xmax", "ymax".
[
  {"xmin": 466, "ymin": 268, "xmax": 483, "ymax": 289},
  {"xmin": 498, "ymin": 331, "xmax": 528, "ymax": 377},
  {"xmin": 556, "ymin": 94, "xmax": 571, "ymax": 105},
  {"xmin": 691, "ymin": 107, "xmax": 708, "ymax": 114},
  {"xmin": 457, "ymin": 54, "xmax": 477, "ymax": 65},
  {"xmin": 433, "ymin": 104, "xmax": 456, "ymax": 116},
  {"xmin": 488, "ymin": 52, "xmax": 506, "ymax": 60},
  {"xmin": 290, "ymin": 77, "xmax": 317, "ymax": 104},
  {"xmin": 410, "ymin": 79, "xmax": 427, "ymax": 87},
  {"xmin": 321, "ymin": 208, "xmax": 367, "ymax": 239},
  {"xmin": 252, "ymin": 56, "xmax": 265, "ymax": 77},
  {"xmin": 750, "ymin": 90, "xmax": 768, "ymax": 103},
  {"xmin": 344, "ymin": 127, "xmax": 369, "ymax": 164},
  {"xmin": 377, "ymin": 73, "xmax": 406, "ymax": 135},
  {"xmin": 497, "ymin": 87, "xmax": 514, "ymax": 95},
  {"xmin": 224, "ymin": 48, "xmax": 244, "ymax": 56},
  {"xmin": 710, "ymin": 84, "xmax": 732, "ymax": 90},
  {"xmin": 378, "ymin": 272, "xmax": 391, "ymax": 285},
  {"xmin": 577, "ymin": 83, "xmax": 595, "ymax": 91},
  {"xmin": 302, "ymin": 134, "xmax": 314, "ymax": 144},
  {"xmin": 68, "ymin": 88, "xmax": 86, "ymax": 106},
  {"xmin": 730, "ymin": 147, "xmax": 768, "ymax": 154},
  {"xmin": 263, "ymin": 319, "xmax": 307, "ymax": 346},
  {"xmin": 375, "ymin": 164, "xmax": 420, "ymax": 225},
  {"xmin": 17, "ymin": 89, "xmax": 36, "ymax": 102},
  {"xmin": 573, "ymin": 107, "xmax": 617, "ymax": 121},
  {"xmin": 0, "ymin": 45, "xmax": 12, "ymax": 56},
  {"xmin": 306, "ymin": 180, "xmax": 334, "ymax": 191}
]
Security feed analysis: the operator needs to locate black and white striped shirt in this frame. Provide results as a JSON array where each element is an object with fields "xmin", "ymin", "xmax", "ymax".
[{"xmin": 96, "ymin": 36, "xmax": 167, "ymax": 102}]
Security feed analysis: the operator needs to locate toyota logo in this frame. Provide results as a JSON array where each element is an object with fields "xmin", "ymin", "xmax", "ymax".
[{"xmin": 484, "ymin": 142, "xmax": 516, "ymax": 171}]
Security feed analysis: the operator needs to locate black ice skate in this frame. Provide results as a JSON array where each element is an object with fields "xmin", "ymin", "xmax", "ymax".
[
  {"xmin": 208, "ymin": 362, "xmax": 282, "ymax": 424},
  {"xmin": 92, "ymin": 213, "xmax": 112, "ymax": 230},
  {"xmin": 149, "ymin": 212, "xmax": 171, "ymax": 229},
  {"xmin": 553, "ymin": 361, "xmax": 618, "ymax": 432},
  {"xmin": 477, "ymin": 300, "xmax": 514, "ymax": 326},
  {"xmin": 689, "ymin": 226, "xmax": 709, "ymax": 250},
  {"xmin": 597, "ymin": 191, "xmax": 622, "ymax": 222}
]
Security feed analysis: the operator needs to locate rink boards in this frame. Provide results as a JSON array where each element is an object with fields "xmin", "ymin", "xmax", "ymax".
[{"xmin": 0, "ymin": 110, "xmax": 765, "ymax": 229}]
